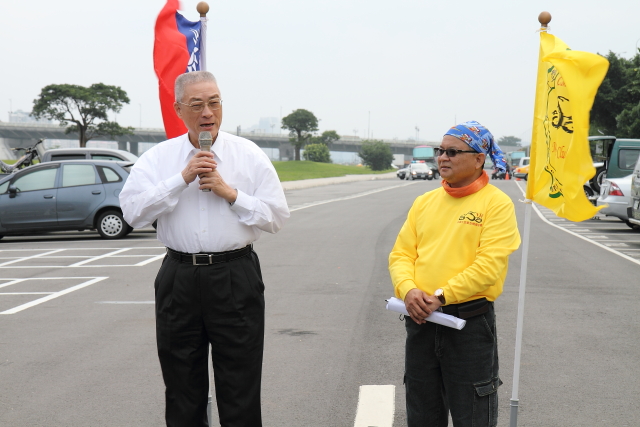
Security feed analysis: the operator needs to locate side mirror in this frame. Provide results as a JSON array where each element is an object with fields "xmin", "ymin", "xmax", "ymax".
[{"xmin": 8, "ymin": 185, "xmax": 17, "ymax": 198}]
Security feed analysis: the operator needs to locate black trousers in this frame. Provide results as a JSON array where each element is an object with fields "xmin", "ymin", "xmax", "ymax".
[{"xmin": 154, "ymin": 249, "xmax": 265, "ymax": 427}]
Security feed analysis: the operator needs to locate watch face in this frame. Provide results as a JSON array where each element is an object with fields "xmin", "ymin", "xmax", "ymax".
[{"xmin": 435, "ymin": 289, "xmax": 443, "ymax": 296}]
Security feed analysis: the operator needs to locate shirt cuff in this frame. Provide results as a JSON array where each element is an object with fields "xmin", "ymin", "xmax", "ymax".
[
  {"xmin": 166, "ymin": 172, "xmax": 189, "ymax": 192},
  {"xmin": 396, "ymin": 280, "xmax": 417, "ymax": 301},
  {"xmin": 229, "ymin": 189, "xmax": 251, "ymax": 214}
]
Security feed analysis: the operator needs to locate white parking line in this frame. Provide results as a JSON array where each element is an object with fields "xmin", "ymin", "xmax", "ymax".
[
  {"xmin": 514, "ymin": 182, "xmax": 640, "ymax": 267},
  {"xmin": 0, "ymin": 249, "xmax": 65, "ymax": 267},
  {"xmin": 353, "ymin": 385, "xmax": 395, "ymax": 427},
  {"xmin": 96, "ymin": 301, "xmax": 154, "ymax": 304},
  {"xmin": 290, "ymin": 182, "xmax": 418, "ymax": 212},
  {"xmin": 69, "ymin": 248, "xmax": 131, "ymax": 267},
  {"xmin": 0, "ymin": 277, "xmax": 107, "ymax": 315},
  {"xmin": 0, "ymin": 278, "xmax": 28, "ymax": 289},
  {"xmin": 0, "ymin": 247, "xmax": 166, "ymax": 269},
  {"xmin": 135, "ymin": 254, "xmax": 166, "ymax": 266}
]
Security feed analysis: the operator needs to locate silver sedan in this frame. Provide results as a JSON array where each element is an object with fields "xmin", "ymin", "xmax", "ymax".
[{"xmin": 597, "ymin": 174, "xmax": 639, "ymax": 229}]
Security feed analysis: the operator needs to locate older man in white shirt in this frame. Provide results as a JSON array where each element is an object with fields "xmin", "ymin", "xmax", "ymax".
[{"xmin": 120, "ymin": 71, "xmax": 289, "ymax": 427}]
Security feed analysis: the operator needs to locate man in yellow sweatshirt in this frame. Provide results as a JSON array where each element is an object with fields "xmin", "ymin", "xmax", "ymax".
[{"xmin": 389, "ymin": 121, "xmax": 521, "ymax": 427}]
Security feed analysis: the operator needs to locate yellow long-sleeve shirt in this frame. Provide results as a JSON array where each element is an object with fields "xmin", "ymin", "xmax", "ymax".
[{"xmin": 389, "ymin": 184, "xmax": 521, "ymax": 304}]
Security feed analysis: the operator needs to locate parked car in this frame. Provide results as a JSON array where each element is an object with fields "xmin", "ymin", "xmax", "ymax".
[
  {"xmin": 627, "ymin": 154, "xmax": 640, "ymax": 228},
  {"xmin": 0, "ymin": 160, "xmax": 134, "ymax": 240},
  {"xmin": 588, "ymin": 136, "xmax": 640, "ymax": 193},
  {"xmin": 513, "ymin": 164, "xmax": 529, "ymax": 180},
  {"xmin": 596, "ymin": 175, "xmax": 638, "ymax": 229},
  {"xmin": 406, "ymin": 162, "xmax": 435, "ymax": 180},
  {"xmin": 40, "ymin": 147, "xmax": 138, "ymax": 163},
  {"xmin": 397, "ymin": 166, "xmax": 408, "ymax": 180},
  {"xmin": 425, "ymin": 162, "xmax": 439, "ymax": 179}
]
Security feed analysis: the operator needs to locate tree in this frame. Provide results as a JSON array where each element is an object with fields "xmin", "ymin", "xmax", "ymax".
[
  {"xmin": 497, "ymin": 136, "xmax": 522, "ymax": 146},
  {"xmin": 281, "ymin": 109, "xmax": 319, "ymax": 160},
  {"xmin": 617, "ymin": 102, "xmax": 640, "ymax": 138},
  {"xmin": 303, "ymin": 143, "xmax": 332, "ymax": 163},
  {"xmin": 591, "ymin": 50, "xmax": 640, "ymax": 136},
  {"xmin": 309, "ymin": 130, "xmax": 340, "ymax": 147},
  {"xmin": 358, "ymin": 140, "xmax": 393, "ymax": 171},
  {"xmin": 31, "ymin": 83, "xmax": 134, "ymax": 147}
]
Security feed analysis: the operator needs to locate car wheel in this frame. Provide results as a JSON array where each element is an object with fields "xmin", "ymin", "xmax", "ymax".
[
  {"xmin": 0, "ymin": 235, "xmax": 4, "ymax": 240},
  {"xmin": 584, "ymin": 185, "xmax": 594, "ymax": 198},
  {"xmin": 97, "ymin": 210, "xmax": 131, "ymax": 239},
  {"xmin": 590, "ymin": 167, "xmax": 606, "ymax": 193},
  {"xmin": 624, "ymin": 221, "xmax": 640, "ymax": 231},
  {"xmin": 524, "ymin": 174, "xmax": 528, "ymax": 181}
]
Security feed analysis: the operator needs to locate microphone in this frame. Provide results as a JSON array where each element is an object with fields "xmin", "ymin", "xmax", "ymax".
[{"xmin": 199, "ymin": 131, "xmax": 213, "ymax": 192}]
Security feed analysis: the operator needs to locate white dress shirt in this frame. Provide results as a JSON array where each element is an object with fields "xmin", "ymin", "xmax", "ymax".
[{"xmin": 119, "ymin": 131, "xmax": 290, "ymax": 253}]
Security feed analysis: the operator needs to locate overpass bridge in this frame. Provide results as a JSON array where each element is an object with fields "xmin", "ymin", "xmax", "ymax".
[{"xmin": 0, "ymin": 122, "xmax": 430, "ymax": 161}]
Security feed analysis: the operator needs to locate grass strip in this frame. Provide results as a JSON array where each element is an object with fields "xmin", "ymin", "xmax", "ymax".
[{"xmin": 273, "ymin": 161, "xmax": 393, "ymax": 182}]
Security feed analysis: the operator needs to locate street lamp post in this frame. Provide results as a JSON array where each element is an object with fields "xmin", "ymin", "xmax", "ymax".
[{"xmin": 415, "ymin": 126, "xmax": 420, "ymax": 142}]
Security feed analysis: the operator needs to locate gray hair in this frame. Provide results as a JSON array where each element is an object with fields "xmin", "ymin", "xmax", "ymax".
[{"xmin": 174, "ymin": 71, "xmax": 218, "ymax": 102}]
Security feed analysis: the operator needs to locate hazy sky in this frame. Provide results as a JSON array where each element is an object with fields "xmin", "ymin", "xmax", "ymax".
[{"xmin": 1, "ymin": 0, "xmax": 639, "ymax": 144}]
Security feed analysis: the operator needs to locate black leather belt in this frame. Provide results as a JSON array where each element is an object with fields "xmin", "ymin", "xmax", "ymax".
[
  {"xmin": 166, "ymin": 245, "xmax": 252, "ymax": 266},
  {"xmin": 441, "ymin": 298, "xmax": 491, "ymax": 320}
]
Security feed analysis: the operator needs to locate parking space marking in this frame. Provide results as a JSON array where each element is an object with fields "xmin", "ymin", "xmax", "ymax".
[
  {"xmin": 69, "ymin": 248, "xmax": 131, "ymax": 267},
  {"xmin": 0, "ymin": 278, "xmax": 28, "ymax": 289},
  {"xmin": 135, "ymin": 254, "xmax": 166, "ymax": 266},
  {"xmin": 0, "ymin": 277, "xmax": 107, "ymax": 315},
  {"xmin": 289, "ymin": 182, "xmax": 418, "ymax": 212},
  {"xmin": 0, "ymin": 249, "xmax": 65, "ymax": 267},
  {"xmin": 515, "ymin": 182, "xmax": 640, "ymax": 267},
  {"xmin": 0, "ymin": 247, "xmax": 166, "ymax": 269},
  {"xmin": 353, "ymin": 385, "xmax": 395, "ymax": 427},
  {"xmin": 96, "ymin": 301, "xmax": 154, "ymax": 304}
]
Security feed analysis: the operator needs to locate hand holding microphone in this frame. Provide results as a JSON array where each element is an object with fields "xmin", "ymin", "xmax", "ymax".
[
  {"xmin": 180, "ymin": 132, "xmax": 216, "ymax": 186},
  {"xmin": 199, "ymin": 131, "xmax": 213, "ymax": 192}
]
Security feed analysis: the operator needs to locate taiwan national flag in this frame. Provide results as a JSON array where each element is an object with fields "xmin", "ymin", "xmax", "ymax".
[{"xmin": 154, "ymin": 0, "xmax": 204, "ymax": 138}]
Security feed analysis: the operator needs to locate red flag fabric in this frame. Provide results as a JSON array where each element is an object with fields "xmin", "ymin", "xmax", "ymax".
[{"xmin": 153, "ymin": 0, "xmax": 189, "ymax": 139}]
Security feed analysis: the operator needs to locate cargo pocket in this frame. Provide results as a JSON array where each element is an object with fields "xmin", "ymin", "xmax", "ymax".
[{"xmin": 472, "ymin": 377, "xmax": 502, "ymax": 427}]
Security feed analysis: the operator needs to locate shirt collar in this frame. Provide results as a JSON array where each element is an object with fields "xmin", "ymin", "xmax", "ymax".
[
  {"xmin": 211, "ymin": 132, "xmax": 225, "ymax": 162},
  {"xmin": 178, "ymin": 132, "xmax": 226, "ymax": 162},
  {"xmin": 180, "ymin": 133, "xmax": 198, "ymax": 162}
]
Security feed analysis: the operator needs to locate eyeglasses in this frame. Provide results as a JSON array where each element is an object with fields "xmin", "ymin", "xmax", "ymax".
[
  {"xmin": 435, "ymin": 147, "xmax": 479, "ymax": 157},
  {"xmin": 177, "ymin": 99, "xmax": 223, "ymax": 112}
]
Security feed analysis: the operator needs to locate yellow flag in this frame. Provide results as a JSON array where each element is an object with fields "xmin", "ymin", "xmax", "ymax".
[{"xmin": 526, "ymin": 31, "xmax": 609, "ymax": 221}]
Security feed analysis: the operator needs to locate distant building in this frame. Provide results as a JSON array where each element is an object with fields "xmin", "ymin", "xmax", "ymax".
[
  {"xmin": 9, "ymin": 109, "xmax": 53, "ymax": 124},
  {"xmin": 245, "ymin": 117, "xmax": 280, "ymax": 135}
]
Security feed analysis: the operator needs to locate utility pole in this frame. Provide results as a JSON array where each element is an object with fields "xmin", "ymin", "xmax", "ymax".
[
  {"xmin": 368, "ymin": 111, "xmax": 370, "ymax": 139},
  {"xmin": 415, "ymin": 126, "xmax": 420, "ymax": 142}
]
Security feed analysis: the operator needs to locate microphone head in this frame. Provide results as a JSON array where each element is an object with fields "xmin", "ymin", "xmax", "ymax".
[{"xmin": 199, "ymin": 131, "xmax": 213, "ymax": 151}]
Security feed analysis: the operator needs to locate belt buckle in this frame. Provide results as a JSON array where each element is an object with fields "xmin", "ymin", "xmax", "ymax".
[{"xmin": 192, "ymin": 254, "xmax": 212, "ymax": 265}]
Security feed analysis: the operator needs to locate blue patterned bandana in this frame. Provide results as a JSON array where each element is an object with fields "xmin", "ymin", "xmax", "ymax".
[{"xmin": 444, "ymin": 121, "xmax": 507, "ymax": 172}]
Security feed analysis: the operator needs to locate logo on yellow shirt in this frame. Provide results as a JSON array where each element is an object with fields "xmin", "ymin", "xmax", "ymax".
[{"xmin": 458, "ymin": 211, "xmax": 483, "ymax": 227}]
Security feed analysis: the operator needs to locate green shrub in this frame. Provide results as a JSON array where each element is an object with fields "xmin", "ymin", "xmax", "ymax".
[
  {"xmin": 303, "ymin": 143, "xmax": 332, "ymax": 163},
  {"xmin": 358, "ymin": 140, "xmax": 393, "ymax": 171}
]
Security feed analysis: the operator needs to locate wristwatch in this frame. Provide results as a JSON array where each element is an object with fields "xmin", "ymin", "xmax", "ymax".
[{"xmin": 434, "ymin": 288, "xmax": 446, "ymax": 305}]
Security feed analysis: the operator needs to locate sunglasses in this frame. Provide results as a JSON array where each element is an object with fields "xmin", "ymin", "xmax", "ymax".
[{"xmin": 435, "ymin": 147, "xmax": 479, "ymax": 157}]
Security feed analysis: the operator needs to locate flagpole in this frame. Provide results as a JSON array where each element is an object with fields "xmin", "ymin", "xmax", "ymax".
[
  {"xmin": 509, "ymin": 11, "xmax": 551, "ymax": 427},
  {"xmin": 197, "ymin": 2, "xmax": 209, "ymax": 72}
]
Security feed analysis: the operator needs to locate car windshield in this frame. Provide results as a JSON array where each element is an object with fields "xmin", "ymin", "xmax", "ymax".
[{"xmin": 412, "ymin": 164, "xmax": 428, "ymax": 171}]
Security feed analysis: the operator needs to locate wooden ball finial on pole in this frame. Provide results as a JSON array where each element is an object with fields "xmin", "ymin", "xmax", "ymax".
[
  {"xmin": 197, "ymin": 2, "xmax": 209, "ymax": 17},
  {"xmin": 538, "ymin": 11, "xmax": 552, "ymax": 27}
]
